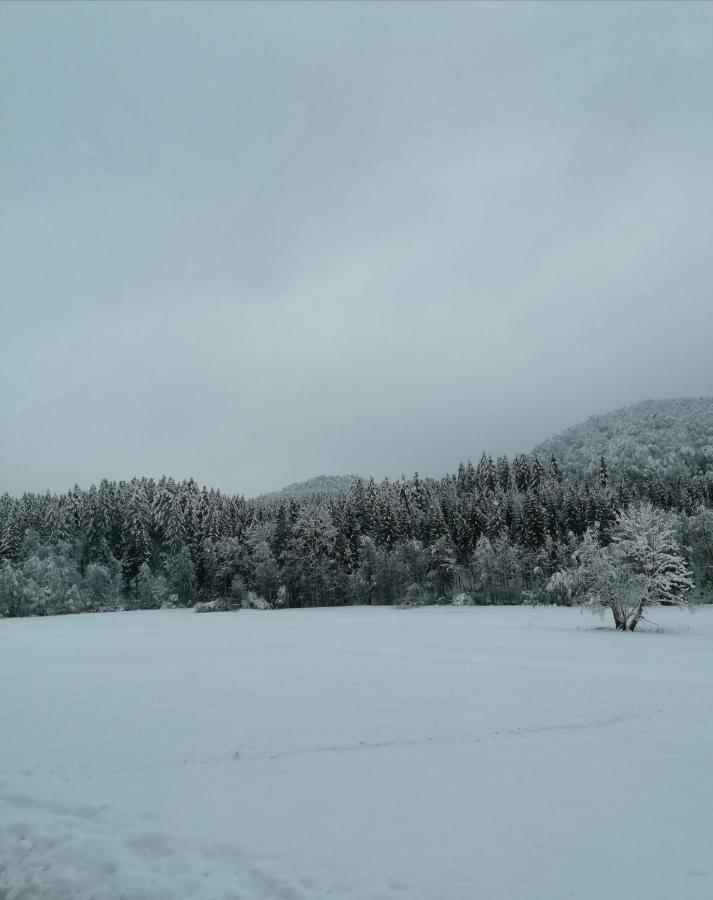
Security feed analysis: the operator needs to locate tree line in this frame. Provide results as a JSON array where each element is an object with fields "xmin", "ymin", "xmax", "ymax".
[{"xmin": 1, "ymin": 452, "xmax": 712, "ymax": 617}]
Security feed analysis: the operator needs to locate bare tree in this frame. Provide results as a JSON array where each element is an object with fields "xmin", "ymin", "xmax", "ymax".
[{"xmin": 552, "ymin": 504, "xmax": 693, "ymax": 630}]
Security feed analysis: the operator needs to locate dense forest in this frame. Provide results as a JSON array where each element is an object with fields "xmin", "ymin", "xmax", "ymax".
[{"xmin": 2, "ymin": 445, "xmax": 712, "ymax": 617}]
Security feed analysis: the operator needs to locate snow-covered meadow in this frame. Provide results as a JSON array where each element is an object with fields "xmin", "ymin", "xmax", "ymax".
[{"xmin": 1, "ymin": 605, "xmax": 712, "ymax": 900}]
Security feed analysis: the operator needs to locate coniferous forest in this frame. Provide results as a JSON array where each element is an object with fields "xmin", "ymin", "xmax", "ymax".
[{"xmin": 2, "ymin": 443, "xmax": 712, "ymax": 617}]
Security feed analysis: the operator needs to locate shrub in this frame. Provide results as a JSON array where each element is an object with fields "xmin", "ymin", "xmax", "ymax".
[
  {"xmin": 194, "ymin": 600, "xmax": 220, "ymax": 613},
  {"xmin": 242, "ymin": 591, "xmax": 272, "ymax": 610}
]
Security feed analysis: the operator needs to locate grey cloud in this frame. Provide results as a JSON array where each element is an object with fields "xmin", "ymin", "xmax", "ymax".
[{"xmin": 2, "ymin": 1, "xmax": 712, "ymax": 495}]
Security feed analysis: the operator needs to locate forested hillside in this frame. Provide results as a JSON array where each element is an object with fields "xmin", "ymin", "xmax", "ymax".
[
  {"xmin": 256, "ymin": 475, "xmax": 357, "ymax": 502},
  {"xmin": 534, "ymin": 397, "xmax": 713, "ymax": 479},
  {"xmin": 2, "ymin": 437, "xmax": 712, "ymax": 617}
]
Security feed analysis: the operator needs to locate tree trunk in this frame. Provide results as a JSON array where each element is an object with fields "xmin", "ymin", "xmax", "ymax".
[{"xmin": 628, "ymin": 597, "xmax": 648, "ymax": 631}]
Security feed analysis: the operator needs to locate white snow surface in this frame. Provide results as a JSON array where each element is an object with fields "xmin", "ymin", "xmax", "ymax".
[{"xmin": 1, "ymin": 605, "xmax": 711, "ymax": 900}]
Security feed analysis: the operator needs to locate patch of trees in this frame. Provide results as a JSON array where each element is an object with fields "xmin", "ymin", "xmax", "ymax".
[{"xmin": 0, "ymin": 451, "xmax": 710, "ymax": 619}]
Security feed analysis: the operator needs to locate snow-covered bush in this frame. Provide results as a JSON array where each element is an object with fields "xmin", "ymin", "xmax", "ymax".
[
  {"xmin": 545, "ymin": 571, "xmax": 575, "ymax": 606},
  {"xmin": 194, "ymin": 597, "xmax": 241, "ymax": 613},
  {"xmin": 241, "ymin": 591, "xmax": 272, "ymax": 610},
  {"xmin": 215, "ymin": 595, "xmax": 239, "ymax": 611},
  {"xmin": 194, "ymin": 599, "xmax": 220, "ymax": 613},
  {"xmin": 452, "ymin": 592, "xmax": 475, "ymax": 607}
]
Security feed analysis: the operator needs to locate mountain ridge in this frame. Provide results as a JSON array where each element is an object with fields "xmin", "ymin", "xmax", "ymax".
[{"xmin": 255, "ymin": 397, "xmax": 713, "ymax": 499}]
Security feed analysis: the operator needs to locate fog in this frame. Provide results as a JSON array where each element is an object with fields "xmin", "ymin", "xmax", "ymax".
[{"xmin": 2, "ymin": 1, "xmax": 712, "ymax": 495}]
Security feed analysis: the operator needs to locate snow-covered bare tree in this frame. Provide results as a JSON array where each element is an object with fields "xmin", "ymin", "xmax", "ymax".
[
  {"xmin": 613, "ymin": 503, "xmax": 693, "ymax": 629},
  {"xmin": 557, "ymin": 503, "xmax": 693, "ymax": 630}
]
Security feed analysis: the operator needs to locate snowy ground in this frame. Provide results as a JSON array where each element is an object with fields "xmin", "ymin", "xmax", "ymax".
[{"xmin": 1, "ymin": 605, "xmax": 712, "ymax": 900}]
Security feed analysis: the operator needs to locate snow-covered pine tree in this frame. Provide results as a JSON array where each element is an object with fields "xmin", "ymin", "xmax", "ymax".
[
  {"xmin": 513, "ymin": 455, "xmax": 531, "ymax": 495},
  {"xmin": 599, "ymin": 456, "xmax": 609, "ymax": 489},
  {"xmin": 523, "ymin": 492, "xmax": 546, "ymax": 549},
  {"xmin": 496, "ymin": 456, "xmax": 512, "ymax": 492},
  {"xmin": 529, "ymin": 455, "xmax": 544, "ymax": 493},
  {"xmin": 123, "ymin": 484, "xmax": 152, "ymax": 583}
]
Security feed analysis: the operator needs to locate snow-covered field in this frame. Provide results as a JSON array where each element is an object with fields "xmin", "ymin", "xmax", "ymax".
[{"xmin": 1, "ymin": 605, "xmax": 712, "ymax": 900}]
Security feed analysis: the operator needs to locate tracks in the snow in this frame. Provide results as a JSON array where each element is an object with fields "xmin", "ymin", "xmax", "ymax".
[{"xmin": 7, "ymin": 710, "xmax": 646, "ymax": 782}]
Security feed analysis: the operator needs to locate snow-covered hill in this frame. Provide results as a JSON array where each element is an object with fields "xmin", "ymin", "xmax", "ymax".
[
  {"xmin": 255, "ymin": 474, "xmax": 358, "ymax": 502},
  {"xmin": 534, "ymin": 397, "xmax": 713, "ymax": 478}
]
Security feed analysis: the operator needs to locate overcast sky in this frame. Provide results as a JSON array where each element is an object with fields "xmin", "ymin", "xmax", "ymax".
[{"xmin": 2, "ymin": 1, "xmax": 713, "ymax": 496}]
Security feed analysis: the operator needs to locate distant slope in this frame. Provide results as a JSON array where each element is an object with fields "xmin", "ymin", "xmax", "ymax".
[
  {"xmin": 534, "ymin": 397, "xmax": 713, "ymax": 478},
  {"xmin": 256, "ymin": 474, "xmax": 358, "ymax": 502}
]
